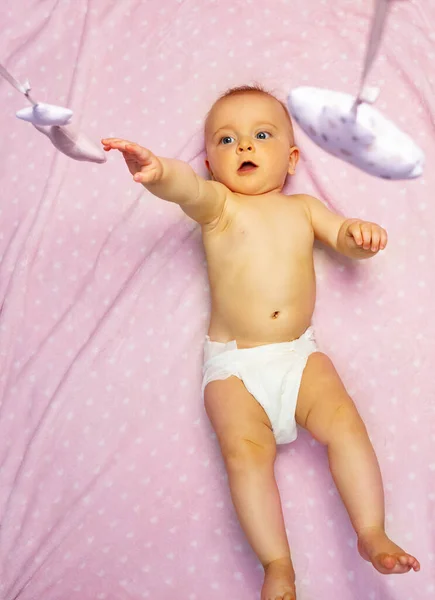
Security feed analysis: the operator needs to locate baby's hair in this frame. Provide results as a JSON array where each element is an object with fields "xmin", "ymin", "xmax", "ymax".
[
  {"xmin": 219, "ymin": 83, "xmax": 268, "ymax": 98},
  {"xmin": 206, "ymin": 83, "xmax": 295, "ymax": 142}
]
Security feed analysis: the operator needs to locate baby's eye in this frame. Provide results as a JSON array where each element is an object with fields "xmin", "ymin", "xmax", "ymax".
[
  {"xmin": 220, "ymin": 136, "xmax": 235, "ymax": 145},
  {"xmin": 256, "ymin": 131, "xmax": 271, "ymax": 140}
]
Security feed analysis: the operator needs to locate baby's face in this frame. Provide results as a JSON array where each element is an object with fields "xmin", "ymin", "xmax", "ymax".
[{"xmin": 205, "ymin": 92, "xmax": 298, "ymax": 196}]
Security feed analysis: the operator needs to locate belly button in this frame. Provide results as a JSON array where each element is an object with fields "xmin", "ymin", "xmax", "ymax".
[{"xmin": 271, "ymin": 311, "xmax": 280, "ymax": 319}]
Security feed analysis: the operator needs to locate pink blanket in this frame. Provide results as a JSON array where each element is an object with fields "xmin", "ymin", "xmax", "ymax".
[{"xmin": 0, "ymin": 1, "xmax": 434, "ymax": 599}]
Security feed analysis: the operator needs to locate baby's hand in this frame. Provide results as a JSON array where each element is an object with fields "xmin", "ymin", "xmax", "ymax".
[
  {"xmin": 101, "ymin": 138, "xmax": 164, "ymax": 184},
  {"xmin": 345, "ymin": 220, "xmax": 388, "ymax": 253}
]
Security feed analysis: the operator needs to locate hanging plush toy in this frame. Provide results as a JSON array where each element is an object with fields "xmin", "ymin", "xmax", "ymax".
[
  {"xmin": 287, "ymin": 0, "xmax": 425, "ymax": 180},
  {"xmin": 0, "ymin": 63, "xmax": 106, "ymax": 164}
]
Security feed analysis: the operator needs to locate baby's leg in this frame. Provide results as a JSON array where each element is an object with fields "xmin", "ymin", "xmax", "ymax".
[
  {"xmin": 204, "ymin": 376, "xmax": 296, "ymax": 600},
  {"xmin": 295, "ymin": 352, "xmax": 420, "ymax": 575}
]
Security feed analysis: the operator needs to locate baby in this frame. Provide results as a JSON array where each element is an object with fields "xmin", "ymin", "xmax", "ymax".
[{"xmin": 102, "ymin": 85, "xmax": 420, "ymax": 600}]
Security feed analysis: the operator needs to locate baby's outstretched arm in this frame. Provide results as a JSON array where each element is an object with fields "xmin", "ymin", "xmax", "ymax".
[
  {"xmin": 301, "ymin": 194, "xmax": 388, "ymax": 259},
  {"xmin": 101, "ymin": 138, "xmax": 226, "ymax": 225}
]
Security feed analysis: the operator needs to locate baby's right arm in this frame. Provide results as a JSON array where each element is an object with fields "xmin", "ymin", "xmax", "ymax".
[{"xmin": 101, "ymin": 138, "xmax": 227, "ymax": 226}]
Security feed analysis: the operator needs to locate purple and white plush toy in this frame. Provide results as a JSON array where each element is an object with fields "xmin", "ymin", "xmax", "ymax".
[
  {"xmin": 287, "ymin": 0, "xmax": 425, "ymax": 180},
  {"xmin": 0, "ymin": 63, "xmax": 106, "ymax": 164}
]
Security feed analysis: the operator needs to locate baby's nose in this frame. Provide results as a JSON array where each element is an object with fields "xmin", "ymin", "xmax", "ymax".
[{"xmin": 238, "ymin": 139, "xmax": 253, "ymax": 152}]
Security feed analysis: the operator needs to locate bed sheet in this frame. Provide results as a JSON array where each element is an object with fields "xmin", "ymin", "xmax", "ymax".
[{"xmin": 0, "ymin": 1, "xmax": 434, "ymax": 599}]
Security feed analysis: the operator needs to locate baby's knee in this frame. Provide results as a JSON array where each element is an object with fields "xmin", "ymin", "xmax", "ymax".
[
  {"xmin": 222, "ymin": 435, "xmax": 276, "ymax": 471},
  {"xmin": 328, "ymin": 403, "xmax": 367, "ymax": 441}
]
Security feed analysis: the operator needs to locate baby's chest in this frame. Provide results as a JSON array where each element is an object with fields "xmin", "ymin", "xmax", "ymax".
[
  {"xmin": 227, "ymin": 209, "xmax": 312, "ymax": 255},
  {"xmin": 203, "ymin": 201, "xmax": 314, "ymax": 273}
]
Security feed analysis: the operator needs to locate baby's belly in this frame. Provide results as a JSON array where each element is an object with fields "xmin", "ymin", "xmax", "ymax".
[{"xmin": 207, "ymin": 273, "xmax": 316, "ymax": 348}]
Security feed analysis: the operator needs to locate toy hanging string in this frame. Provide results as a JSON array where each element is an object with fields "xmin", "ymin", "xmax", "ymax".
[
  {"xmin": 353, "ymin": 0, "xmax": 392, "ymax": 111},
  {"xmin": 0, "ymin": 63, "xmax": 37, "ymax": 104}
]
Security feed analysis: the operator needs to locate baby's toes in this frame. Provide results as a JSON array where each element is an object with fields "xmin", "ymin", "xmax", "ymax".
[
  {"xmin": 395, "ymin": 553, "xmax": 420, "ymax": 573},
  {"xmin": 399, "ymin": 554, "xmax": 416, "ymax": 566},
  {"xmin": 408, "ymin": 555, "xmax": 420, "ymax": 571},
  {"xmin": 380, "ymin": 554, "xmax": 396, "ymax": 569}
]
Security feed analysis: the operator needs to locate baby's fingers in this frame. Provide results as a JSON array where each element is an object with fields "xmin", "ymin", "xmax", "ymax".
[
  {"xmin": 101, "ymin": 137, "xmax": 127, "ymax": 145},
  {"xmin": 101, "ymin": 138, "xmax": 133, "ymax": 151},
  {"xmin": 360, "ymin": 223, "xmax": 373, "ymax": 250},
  {"xmin": 102, "ymin": 139, "xmax": 152, "ymax": 164},
  {"xmin": 380, "ymin": 228, "xmax": 388, "ymax": 250},
  {"xmin": 369, "ymin": 225, "xmax": 389, "ymax": 252},
  {"xmin": 347, "ymin": 221, "xmax": 388, "ymax": 253},
  {"xmin": 101, "ymin": 138, "xmax": 145, "ymax": 155},
  {"xmin": 122, "ymin": 143, "xmax": 153, "ymax": 165},
  {"xmin": 370, "ymin": 228, "xmax": 380, "ymax": 252},
  {"xmin": 347, "ymin": 222, "xmax": 363, "ymax": 246}
]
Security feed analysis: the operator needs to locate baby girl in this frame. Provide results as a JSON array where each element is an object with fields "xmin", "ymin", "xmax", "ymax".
[{"xmin": 102, "ymin": 84, "xmax": 420, "ymax": 600}]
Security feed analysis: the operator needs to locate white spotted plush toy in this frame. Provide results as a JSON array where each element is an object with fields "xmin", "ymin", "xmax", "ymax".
[
  {"xmin": 0, "ymin": 63, "xmax": 106, "ymax": 164},
  {"xmin": 287, "ymin": 0, "xmax": 425, "ymax": 180}
]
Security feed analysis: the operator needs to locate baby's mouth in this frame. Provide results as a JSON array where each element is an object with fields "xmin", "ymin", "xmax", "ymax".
[{"xmin": 238, "ymin": 160, "xmax": 258, "ymax": 173}]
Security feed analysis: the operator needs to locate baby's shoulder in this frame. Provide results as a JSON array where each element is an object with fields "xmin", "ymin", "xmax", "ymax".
[
  {"xmin": 280, "ymin": 192, "xmax": 314, "ymax": 218},
  {"xmin": 285, "ymin": 192, "xmax": 328, "ymax": 219}
]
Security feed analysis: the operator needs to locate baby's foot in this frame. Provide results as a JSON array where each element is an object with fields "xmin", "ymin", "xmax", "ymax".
[
  {"xmin": 261, "ymin": 556, "xmax": 296, "ymax": 600},
  {"xmin": 357, "ymin": 526, "xmax": 420, "ymax": 574}
]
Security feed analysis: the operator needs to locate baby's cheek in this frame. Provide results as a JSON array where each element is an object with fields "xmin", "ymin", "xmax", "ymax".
[{"xmin": 215, "ymin": 155, "xmax": 232, "ymax": 175}]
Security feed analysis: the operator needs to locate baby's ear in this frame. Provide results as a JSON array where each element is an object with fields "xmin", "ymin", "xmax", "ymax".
[
  {"xmin": 287, "ymin": 146, "xmax": 300, "ymax": 175},
  {"xmin": 205, "ymin": 159, "xmax": 215, "ymax": 180}
]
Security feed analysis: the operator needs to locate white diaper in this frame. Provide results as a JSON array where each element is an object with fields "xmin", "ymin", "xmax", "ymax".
[{"xmin": 202, "ymin": 327, "xmax": 318, "ymax": 445}]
